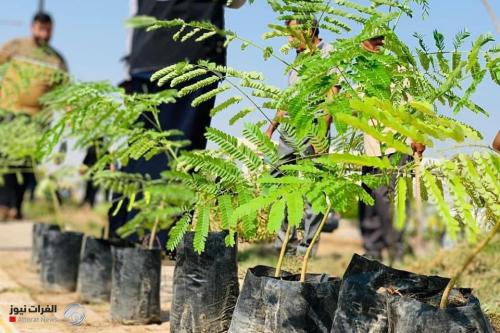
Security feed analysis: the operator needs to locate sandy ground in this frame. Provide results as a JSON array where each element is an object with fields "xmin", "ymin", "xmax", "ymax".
[
  {"xmin": 0, "ymin": 221, "xmax": 172, "ymax": 333},
  {"xmin": 0, "ymin": 220, "xmax": 363, "ymax": 333}
]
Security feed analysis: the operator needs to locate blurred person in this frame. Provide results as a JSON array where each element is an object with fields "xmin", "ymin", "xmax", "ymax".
[
  {"xmin": 109, "ymin": 0, "xmax": 246, "ymax": 242},
  {"xmin": 0, "ymin": 12, "xmax": 67, "ymax": 220},
  {"xmin": 265, "ymin": 18, "xmax": 340, "ymax": 256},
  {"xmin": 357, "ymin": 34, "xmax": 425, "ymax": 262}
]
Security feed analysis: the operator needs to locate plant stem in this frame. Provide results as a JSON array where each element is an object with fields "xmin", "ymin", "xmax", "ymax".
[
  {"xmin": 300, "ymin": 196, "xmax": 332, "ymax": 283},
  {"xmin": 103, "ymin": 218, "xmax": 110, "ymax": 240},
  {"xmin": 149, "ymin": 202, "xmax": 164, "ymax": 250},
  {"xmin": 439, "ymin": 219, "xmax": 500, "ymax": 309},
  {"xmin": 49, "ymin": 185, "xmax": 63, "ymax": 229},
  {"xmin": 414, "ymin": 152, "xmax": 424, "ymax": 249},
  {"xmin": 392, "ymin": 0, "xmax": 411, "ymax": 30},
  {"xmin": 275, "ymin": 223, "xmax": 292, "ymax": 278}
]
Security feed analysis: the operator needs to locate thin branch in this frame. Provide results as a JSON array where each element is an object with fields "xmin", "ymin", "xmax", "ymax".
[
  {"xmin": 275, "ymin": 223, "xmax": 292, "ymax": 277},
  {"xmin": 480, "ymin": 0, "xmax": 500, "ymax": 34},
  {"xmin": 440, "ymin": 219, "xmax": 500, "ymax": 308}
]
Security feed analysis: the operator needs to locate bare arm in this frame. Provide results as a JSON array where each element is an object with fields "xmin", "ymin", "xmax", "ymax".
[
  {"xmin": 265, "ymin": 109, "xmax": 287, "ymax": 139},
  {"xmin": 324, "ymin": 85, "xmax": 340, "ymax": 128},
  {"xmin": 226, "ymin": 0, "xmax": 246, "ymax": 9}
]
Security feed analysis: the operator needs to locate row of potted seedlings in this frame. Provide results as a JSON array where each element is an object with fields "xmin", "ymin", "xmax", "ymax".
[
  {"xmin": 28, "ymin": 135, "xmax": 497, "ymax": 333},
  {"xmin": 31, "ymin": 221, "xmax": 240, "ymax": 327},
  {"xmin": 29, "ymin": 94, "xmax": 496, "ymax": 332},
  {"xmin": 29, "ymin": 90, "xmax": 496, "ymax": 332},
  {"xmin": 31, "ymin": 220, "xmax": 495, "ymax": 332}
]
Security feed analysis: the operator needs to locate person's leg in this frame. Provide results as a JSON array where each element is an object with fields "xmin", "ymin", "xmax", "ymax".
[
  {"xmin": 9, "ymin": 173, "xmax": 24, "ymax": 220},
  {"xmin": 155, "ymin": 78, "xmax": 217, "ymax": 151},
  {"xmin": 82, "ymin": 146, "xmax": 99, "ymax": 207},
  {"xmin": 108, "ymin": 76, "xmax": 217, "ymax": 245},
  {"xmin": 83, "ymin": 180, "xmax": 99, "ymax": 207},
  {"xmin": 0, "ymin": 174, "xmax": 17, "ymax": 220},
  {"xmin": 383, "ymin": 154, "xmax": 412, "ymax": 261},
  {"xmin": 107, "ymin": 77, "xmax": 165, "ymax": 237},
  {"xmin": 296, "ymin": 203, "xmax": 323, "ymax": 256},
  {"xmin": 27, "ymin": 173, "xmax": 37, "ymax": 202},
  {"xmin": 107, "ymin": 77, "xmax": 151, "ymax": 240},
  {"xmin": 271, "ymin": 150, "xmax": 301, "ymax": 254},
  {"xmin": 107, "ymin": 159, "xmax": 139, "ymax": 242},
  {"xmin": 372, "ymin": 182, "xmax": 394, "ymax": 254},
  {"xmin": 359, "ymin": 166, "xmax": 385, "ymax": 260},
  {"xmin": 274, "ymin": 220, "xmax": 299, "ymax": 254},
  {"xmin": 14, "ymin": 173, "xmax": 34, "ymax": 219}
]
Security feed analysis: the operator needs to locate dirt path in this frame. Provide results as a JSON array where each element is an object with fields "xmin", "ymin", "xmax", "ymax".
[{"xmin": 0, "ymin": 221, "xmax": 170, "ymax": 333}]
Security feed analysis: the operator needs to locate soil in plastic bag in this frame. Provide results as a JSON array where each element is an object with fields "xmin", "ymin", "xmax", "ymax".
[
  {"xmin": 40, "ymin": 230, "xmax": 83, "ymax": 292},
  {"xmin": 31, "ymin": 223, "xmax": 60, "ymax": 269},
  {"xmin": 77, "ymin": 236, "xmax": 113, "ymax": 303},
  {"xmin": 387, "ymin": 288, "xmax": 493, "ymax": 333},
  {"xmin": 110, "ymin": 246, "xmax": 161, "ymax": 324},
  {"xmin": 170, "ymin": 231, "xmax": 239, "ymax": 333},
  {"xmin": 331, "ymin": 254, "xmax": 492, "ymax": 333},
  {"xmin": 229, "ymin": 265, "xmax": 341, "ymax": 333}
]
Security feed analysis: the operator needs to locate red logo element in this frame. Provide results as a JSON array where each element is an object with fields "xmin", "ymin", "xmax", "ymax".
[{"xmin": 9, "ymin": 316, "xmax": 17, "ymax": 322}]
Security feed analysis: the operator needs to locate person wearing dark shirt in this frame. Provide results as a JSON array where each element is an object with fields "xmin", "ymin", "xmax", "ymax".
[{"xmin": 109, "ymin": 0, "xmax": 246, "ymax": 242}]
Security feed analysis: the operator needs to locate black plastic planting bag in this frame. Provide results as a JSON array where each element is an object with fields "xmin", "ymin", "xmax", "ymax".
[
  {"xmin": 229, "ymin": 265, "xmax": 341, "ymax": 333},
  {"xmin": 110, "ymin": 246, "xmax": 161, "ymax": 324},
  {"xmin": 40, "ymin": 230, "xmax": 83, "ymax": 291},
  {"xmin": 31, "ymin": 223, "xmax": 60, "ymax": 269},
  {"xmin": 387, "ymin": 288, "xmax": 493, "ymax": 333},
  {"xmin": 171, "ymin": 231, "xmax": 239, "ymax": 333},
  {"xmin": 77, "ymin": 236, "xmax": 112, "ymax": 303},
  {"xmin": 331, "ymin": 254, "xmax": 492, "ymax": 333}
]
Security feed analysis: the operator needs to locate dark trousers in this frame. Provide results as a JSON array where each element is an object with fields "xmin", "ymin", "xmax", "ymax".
[
  {"xmin": 83, "ymin": 181, "xmax": 99, "ymax": 207},
  {"xmin": 82, "ymin": 146, "xmax": 99, "ymax": 207},
  {"xmin": 274, "ymin": 204, "xmax": 324, "ymax": 255},
  {"xmin": 273, "ymin": 139, "xmax": 327, "ymax": 255},
  {"xmin": 108, "ymin": 76, "xmax": 217, "ymax": 244},
  {"xmin": 0, "ymin": 172, "xmax": 35, "ymax": 219},
  {"xmin": 359, "ymin": 154, "xmax": 411, "ymax": 259}
]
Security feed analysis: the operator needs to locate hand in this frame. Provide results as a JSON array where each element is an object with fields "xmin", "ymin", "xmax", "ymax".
[
  {"xmin": 79, "ymin": 165, "xmax": 88, "ymax": 175},
  {"xmin": 227, "ymin": 0, "xmax": 246, "ymax": 9},
  {"xmin": 411, "ymin": 142, "xmax": 426, "ymax": 158}
]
